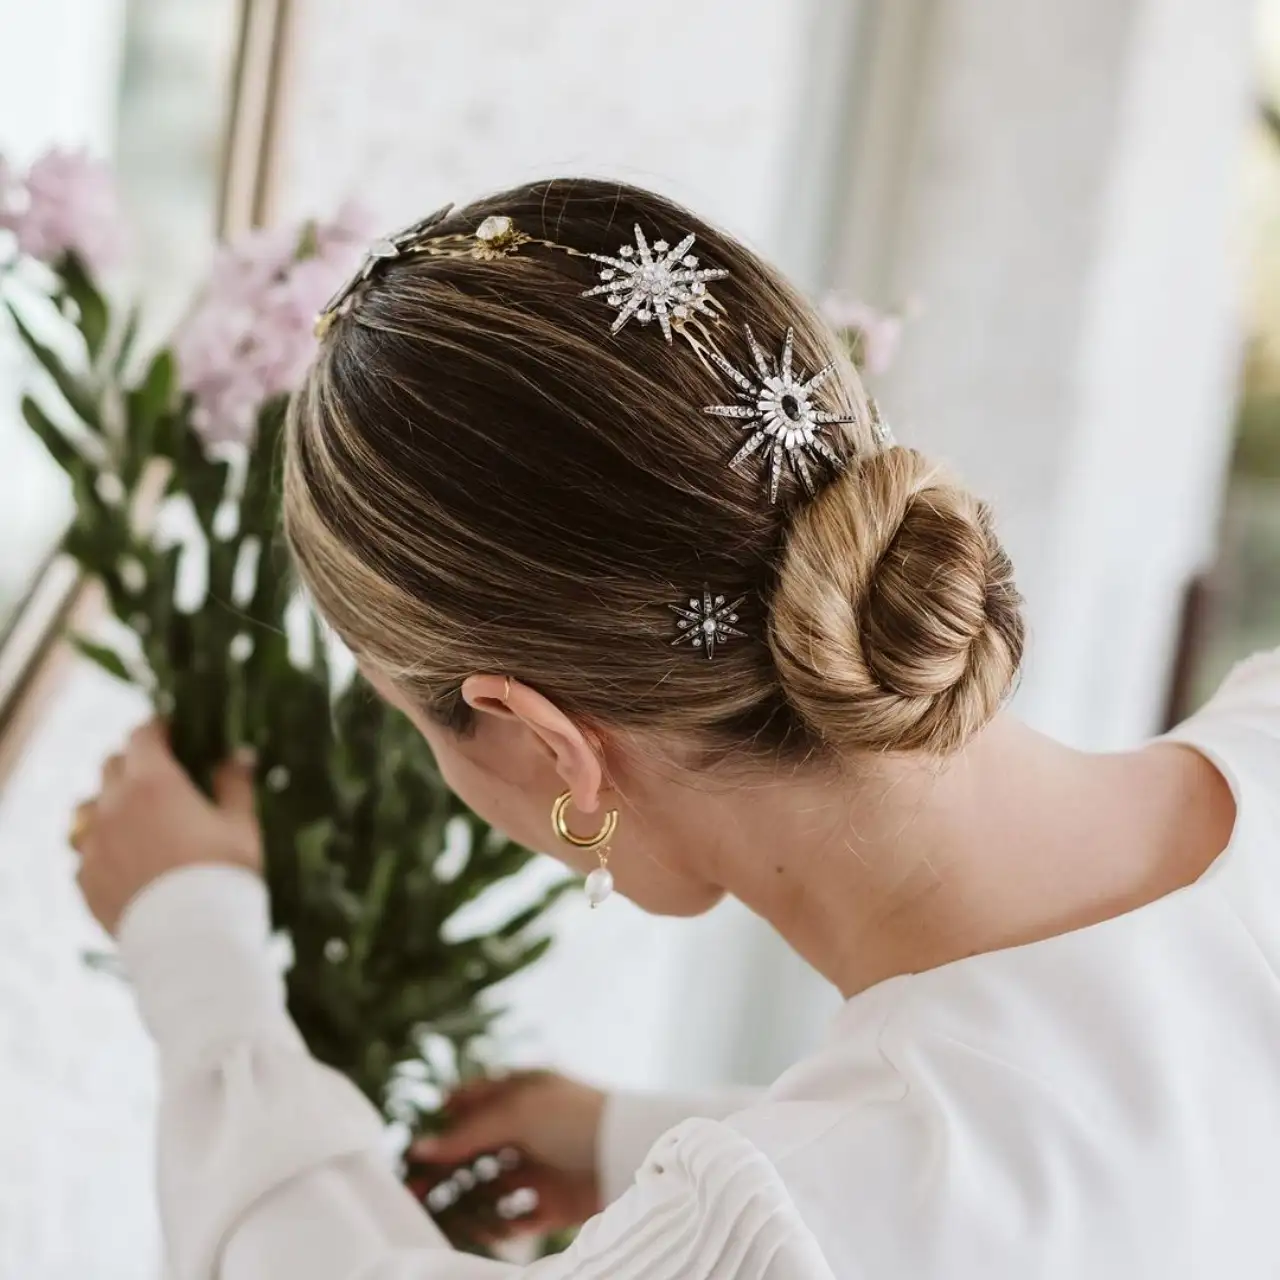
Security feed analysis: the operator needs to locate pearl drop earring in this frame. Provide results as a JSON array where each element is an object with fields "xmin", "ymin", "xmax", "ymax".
[
  {"xmin": 551, "ymin": 790, "xmax": 619, "ymax": 909},
  {"xmin": 584, "ymin": 854, "xmax": 614, "ymax": 908}
]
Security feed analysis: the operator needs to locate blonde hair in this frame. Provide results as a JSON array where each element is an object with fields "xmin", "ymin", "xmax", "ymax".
[{"xmin": 284, "ymin": 179, "xmax": 1024, "ymax": 761}]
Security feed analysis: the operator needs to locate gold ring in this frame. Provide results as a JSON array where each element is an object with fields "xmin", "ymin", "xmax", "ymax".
[{"xmin": 68, "ymin": 804, "xmax": 92, "ymax": 849}]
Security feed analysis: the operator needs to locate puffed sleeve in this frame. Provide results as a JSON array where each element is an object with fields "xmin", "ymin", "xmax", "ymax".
[
  {"xmin": 118, "ymin": 866, "xmax": 833, "ymax": 1280},
  {"xmin": 598, "ymin": 1086, "xmax": 763, "ymax": 1205}
]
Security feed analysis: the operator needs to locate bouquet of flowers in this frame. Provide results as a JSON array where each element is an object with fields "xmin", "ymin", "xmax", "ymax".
[{"xmin": 0, "ymin": 151, "xmax": 571, "ymax": 1227}]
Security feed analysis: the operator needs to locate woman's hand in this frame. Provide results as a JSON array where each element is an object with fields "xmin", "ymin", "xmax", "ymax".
[
  {"xmin": 409, "ymin": 1071, "xmax": 607, "ymax": 1238},
  {"xmin": 72, "ymin": 721, "xmax": 262, "ymax": 935}
]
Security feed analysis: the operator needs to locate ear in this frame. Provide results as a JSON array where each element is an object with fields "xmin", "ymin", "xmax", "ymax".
[{"xmin": 461, "ymin": 675, "xmax": 606, "ymax": 813}]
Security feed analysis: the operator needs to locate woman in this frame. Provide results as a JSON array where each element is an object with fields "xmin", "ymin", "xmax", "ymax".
[{"xmin": 73, "ymin": 180, "xmax": 1276, "ymax": 1278}]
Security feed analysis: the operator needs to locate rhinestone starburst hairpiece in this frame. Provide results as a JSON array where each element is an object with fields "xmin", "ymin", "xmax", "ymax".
[
  {"xmin": 583, "ymin": 225, "xmax": 728, "ymax": 342},
  {"xmin": 669, "ymin": 587, "xmax": 747, "ymax": 659},
  {"xmin": 704, "ymin": 325, "xmax": 855, "ymax": 503},
  {"xmin": 310, "ymin": 200, "xmax": 891, "ymax": 663}
]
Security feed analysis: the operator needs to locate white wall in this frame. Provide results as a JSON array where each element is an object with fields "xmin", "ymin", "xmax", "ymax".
[
  {"xmin": 272, "ymin": 0, "xmax": 848, "ymax": 284},
  {"xmin": 832, "ymin": 0, "xmax": 1255, "ymax": 749}
]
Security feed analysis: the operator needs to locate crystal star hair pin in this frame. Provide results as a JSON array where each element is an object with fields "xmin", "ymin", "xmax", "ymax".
[
  {"xmin": 583, "ymin": 224, "xmax": 728, "ymax": 343},
  {"xmin": 669, "ymin": 587, "xmax": 747, "ymax": 659},
  {"xmin": 704, "ymin": 325, "xmax": 855, "ymax": 503}
]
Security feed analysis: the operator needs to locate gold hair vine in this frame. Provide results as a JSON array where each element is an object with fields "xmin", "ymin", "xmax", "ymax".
[
  {"xmin": 313, "ymin": 209, "xmax": 730, "ymax": 357},
  {"xmin": 315, "ymin": 203, "xmax": 456, "ymax": 338}
]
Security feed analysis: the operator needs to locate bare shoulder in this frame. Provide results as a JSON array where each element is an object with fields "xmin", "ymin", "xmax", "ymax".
[{"xmin": 1142, "ymin": 738, "xmax": 1236, "ymax": 884}]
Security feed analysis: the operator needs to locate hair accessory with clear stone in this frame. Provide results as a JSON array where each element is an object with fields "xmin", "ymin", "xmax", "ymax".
[
  {"xmin": 315, "ymin": 203, "xmax": 456, "ymax": 337},
  {"xmin": 472, "ymin": 214, "xmax": 531, "ymax": 260},
  {"xmin": 703, "ymin": 324, "xmax": 855, "ymax": 503},
  {"xmin": 669, "ymin": 586, "xmax": 747, "ymax": 659},
  {"xmin": 583, "ymin": 224, "xmax": 728, "ymax": 342},
  {"xmin": 869, "ymin": 396, "xmax": 895, "ymax": 448}
]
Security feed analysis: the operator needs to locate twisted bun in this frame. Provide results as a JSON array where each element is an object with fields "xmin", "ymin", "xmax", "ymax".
[{"xmin": 769, "ymin": 448, "xmax": 1024, "ymax": 756}]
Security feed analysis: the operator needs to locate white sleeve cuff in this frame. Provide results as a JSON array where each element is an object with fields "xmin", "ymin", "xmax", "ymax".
[
  {"xmin": 116, "ymin": 863, "xmax": 302, "ymax": 1063},
  {"xmin": 598, "ymin": 1086, "xmax": 764, "ymax": 1206}
]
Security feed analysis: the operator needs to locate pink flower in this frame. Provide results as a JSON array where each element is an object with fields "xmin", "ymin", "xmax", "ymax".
[
  {"xmin": 316, "ymin": 199, "xmax": 375, "ymax": 254},
  {"xmin": 819, "ymin": 293, "xmax": 904, "ymax": 377},
  {"xmin": 175, "ymin": 205, "xmax": 371, "ymax": 446},
  {"xmin": 0, "ymin": 148, "xmax": 123, "ymax": 272}
]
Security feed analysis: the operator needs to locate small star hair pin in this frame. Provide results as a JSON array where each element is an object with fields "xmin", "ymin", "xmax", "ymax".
[
  {"xmin": 669, "ymin": 587, "xmax": 747, "ymax": 659},
  {"xmin": 704, "ymin": 325, "xmax": 856, "ymax": 503},
  {"xmin": 584, "ymin": 225, "xmax": 728, "ymax": 342}
]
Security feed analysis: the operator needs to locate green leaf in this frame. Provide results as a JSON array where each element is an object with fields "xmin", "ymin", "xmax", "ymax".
[
  {"xmin": 125, "ymin": 348, "xmax": 176, "ymax": 453},
  {"xmin": 5, "ymin": 301, "xmax": 102, "ymax": 431},
  {"xmin": 58, "ymin": 252, "xmax": 109, "ymax": 362},
  {"xmin": 187, "ymin": 456, "xmax": 231, "ymax": 534},
  {"xmin": 69, "ymin": 634, "xmax": 135, "ymax": 685},
  {"xmin": 62, "ymin": 524, "xmax": 107, "ymax": 575},
  {"xmin": 113, "ymin": 304, "xmax": 142, "ymax": 377},
  {"xmin": 21, "ymin": 395, "xmax": 83, "ymax": 478}
]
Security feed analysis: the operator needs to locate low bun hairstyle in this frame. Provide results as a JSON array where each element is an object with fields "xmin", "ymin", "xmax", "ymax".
[
  {"xmin": 770, "ymin": 448, "xmax": 1024, "ymax": 756},
  {"xmin": 285, "ymin": 178, "xmax": 1023, "ymax": 765}
]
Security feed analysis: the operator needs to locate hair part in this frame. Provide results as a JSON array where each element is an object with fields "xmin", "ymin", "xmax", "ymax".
[{"xmin": 284, "ymin": 178, "xmax": 1023, "ymax": 764}]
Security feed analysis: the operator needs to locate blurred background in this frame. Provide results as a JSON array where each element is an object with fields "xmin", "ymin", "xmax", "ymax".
[{"xmin": 0, "ymin": 0, "xmax": 1264, "ymax": 1275}]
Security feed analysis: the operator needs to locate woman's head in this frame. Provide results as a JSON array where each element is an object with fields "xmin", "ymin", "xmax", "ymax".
[{"xmin": 284, "ymin": 178, "xmax": 1024, "ymax": 908}]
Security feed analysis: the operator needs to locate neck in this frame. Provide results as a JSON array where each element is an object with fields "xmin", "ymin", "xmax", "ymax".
[{"xmin": 696, "ymin": 715, "xmax": 1225, "ymax": 998}]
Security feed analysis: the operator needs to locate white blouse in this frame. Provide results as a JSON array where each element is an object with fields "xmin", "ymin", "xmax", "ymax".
[{"xmin": 120, "ymin": 650, "xmax": 1280, "ymax": 1278}]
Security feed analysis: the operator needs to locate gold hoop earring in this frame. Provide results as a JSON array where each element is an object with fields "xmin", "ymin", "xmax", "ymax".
[{"xmin": 551, "ymin": 789, "xmax": 618, "ymax": 907}]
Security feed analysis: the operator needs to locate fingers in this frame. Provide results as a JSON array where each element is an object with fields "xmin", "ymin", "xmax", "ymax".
[
  {"xmin": 123, "ymin": 718, "xmax": 179, "ymax": 782},
  {"xmin": 101, "ymin": 753, "xmax": 125, "ymax": 789},
  {"xmin": 126, "ymin": 717, "xmax": 169, "ymax": 758},
  {"xmin": 413, "ymin": 1072, "xmax": 545, "ymax": 1162},
  {"xmin": 442, "ymin": 1075, "xmax": 522, "ymax": 1119},
  {"xmin": 410, "ymin": 1164, "xmax": 574, "ymax": 1242},
  {"xmin": 212, "ymin": 750, "xmax": 257, "ymax": 817},
  {"xmin": 414, "ymin": 1110, "xmax": 521, "ymax": 1165}
]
